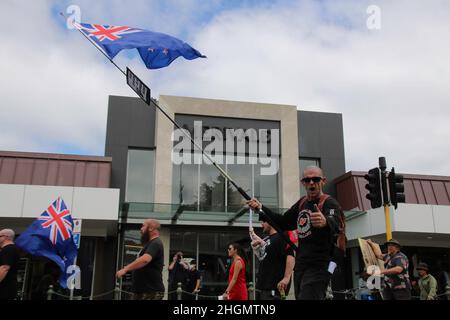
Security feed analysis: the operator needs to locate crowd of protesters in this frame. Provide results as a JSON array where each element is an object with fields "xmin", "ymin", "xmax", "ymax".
[{"xmin": 2, "ymin": 166, "xmax": 450, "ymax": 300}]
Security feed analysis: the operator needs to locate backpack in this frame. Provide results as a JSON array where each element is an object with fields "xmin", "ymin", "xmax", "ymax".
[{"xmin": 298, "ymin": 194, "xmax": 347, "ymax": 252}]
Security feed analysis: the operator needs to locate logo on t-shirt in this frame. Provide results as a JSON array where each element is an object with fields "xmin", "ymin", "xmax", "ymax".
[
  {"xmin": 297, "ymin": 209, "xmax": 312, "ymax": 238},
  {"xmin": 257, "ymin": 240, "xmax": 269, "ymax": 261}
]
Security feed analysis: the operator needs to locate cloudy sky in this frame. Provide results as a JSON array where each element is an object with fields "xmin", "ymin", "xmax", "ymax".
[{"xmin": 1, "ymin": 0, "xmax": 449, "ymax": 176}]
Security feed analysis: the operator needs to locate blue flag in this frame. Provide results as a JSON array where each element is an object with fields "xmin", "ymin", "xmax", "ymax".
[
  {"xmin": 75, "ymin": 22, "xmax": 206, "ymax": 69},
  {"xmin": 16, "ymin": 197, "xmax": 78, "ymax": 289}
]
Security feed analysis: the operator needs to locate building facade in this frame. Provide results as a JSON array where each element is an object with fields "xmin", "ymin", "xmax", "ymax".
[
  {"xmin": 105, "ymin": 95, "xmax": 346, "ymax": 299},
  {"xmin": 336, "ymin": 171, "xmax": 450, "ymax": 297},
  {"xmin": 0, "ymin": 151, "xmax": 119, "ymax": 299}
]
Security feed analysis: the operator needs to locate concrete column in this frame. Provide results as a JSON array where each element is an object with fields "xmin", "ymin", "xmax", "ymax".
[{"xmin": 159, "ymin": 227, "xmax": 171, "ymax": 300}]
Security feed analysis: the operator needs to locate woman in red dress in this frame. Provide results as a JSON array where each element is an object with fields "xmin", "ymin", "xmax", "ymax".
[{"xmin": 223, "ymin": 242, "xmax": 248, "ymax": 300}]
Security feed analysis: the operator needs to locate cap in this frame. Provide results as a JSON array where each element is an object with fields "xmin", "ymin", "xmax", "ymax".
[
  {"xmin": 416, "ymin": 262, "xmax": 429, "ymax": 271},
  {"xmin": 384, "ymin": 238, "xmax": 401, "ymax": 247}
]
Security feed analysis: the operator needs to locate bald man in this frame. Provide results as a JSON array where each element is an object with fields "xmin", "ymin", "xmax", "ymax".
[
  {"xmin": 247, "ymin": 166, "xmax": 342, "ymax": 300},
  {"xmin": 0, "ymin": 229, "xmax": 20, "ymax": 300},
  {"xmin": 116, "ymin": 219, "xmax": 165, "ymax": 300}
]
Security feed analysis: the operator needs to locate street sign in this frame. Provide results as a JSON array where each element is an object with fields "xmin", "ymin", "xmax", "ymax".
[
  {"xmin": 126, "ymin": 67, "xmax": 151, "ymax": 105},
  {"xmin": 73, "ymin": 233, "xmax": 81, "ymax": 249},
  {"xmin": 73, "ymin": 219, "xmax": 82, "ymax": 249},
  {"xmin": 73, "ymin": 219, "xmax": 82, "ymax": 233}
]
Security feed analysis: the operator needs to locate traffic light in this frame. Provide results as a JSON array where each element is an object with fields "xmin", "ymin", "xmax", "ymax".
[
  {"xmin": 364, "ymin": 168, "xmax": 382, "ymax": 209},
  {"xmin": 388, "ymin": 167, "xmax": 405, "ymax": 209}
]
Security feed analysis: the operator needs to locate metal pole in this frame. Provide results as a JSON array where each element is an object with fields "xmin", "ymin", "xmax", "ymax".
[
  {"xmin": 47, "ymin": 285, "xmax": 54, "ymax": 300},
  {"xmin": 59, "ymin": 13, "xmax": 126, "ymax": 76},
  {"xmin": 63, "ymin": 13, "xmax": 297, "ymax": 251},
  {"xmin": 379, "ymin": 157, "xmax": 392, "ymax": 240},
  {"xmin": 384, "ymin": 204, "xmax": 393, "ymax": 241},
  {"xmin": 177, "ymin": 282, "xmax": 182, "ymax": 300}
]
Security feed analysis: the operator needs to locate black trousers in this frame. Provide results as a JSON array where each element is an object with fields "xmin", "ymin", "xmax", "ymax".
[
  {"xmin": 294, "ymin": 265, "xmax": 331, "ymax": 300},
  {"xmin": 382, "ymin": 287, "xmax": 411, "ymax": 300},
  {"xmin": 256, "ymin": 290, "xmax": 282, "ymax": 300}
]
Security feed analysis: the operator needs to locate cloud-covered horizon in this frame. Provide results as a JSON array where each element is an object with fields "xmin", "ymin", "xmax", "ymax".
[{"xmin": 1, "ymin": 0, "xmax": 449, "ymax": 176}]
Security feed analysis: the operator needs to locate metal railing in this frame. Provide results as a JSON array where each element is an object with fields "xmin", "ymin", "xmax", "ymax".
[{"xmin": 43, "ymin": 283, "xmax": 450, "ymax": 300}]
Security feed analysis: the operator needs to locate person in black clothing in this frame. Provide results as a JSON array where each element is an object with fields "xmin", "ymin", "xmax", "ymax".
[
  {"xmin": 168, "ymin": 251, "xmax": 189, "ymax": 300},
  {"xmin": 250, "ymin": 220, "xmax": 295, "ymax": 300},
  {"xmin": 31, "ymin": 262, "xmax": 61, "ymax": 300},
  {"xmin": 247, "ymin": 166, "xmax": 341, "ymax": 300},
  {"xmin": 0, "ymin": 229, "xmax": 20, "ymax": 300},
  {"xmin": 185, "ymin": 260, "xmax": 201, "ymax": 300},
  {"xmin": 116, "ymin": 219, "xmax": 165, "ymax": 300}
]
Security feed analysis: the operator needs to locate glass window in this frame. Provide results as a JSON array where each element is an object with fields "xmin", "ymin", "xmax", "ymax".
[
  {"xmin": 172, "ymin": 161, "xmax": 198, "ymax": 209},
  {"xmin": 126, "ymin": 149, "xmax": 155, "ymax": 203},
  {"xmin": 299, "ymin": 158, "xmax": 320, "ymax": 197},
  {"xmin": 226, "ymin": 155, "xmax": 252, "ymax": 211},
  {"xmin": 172, "ymin": 152, "xmax": 280, "ymax": 212},
  {"xmin": 199, "ymin": 162, "xmax": 225, "ymax": 212},
  {"xmin": 120, "ymin": 228, "xmax": 142, "ymax": 299},
  {"xmin": 255, "ymin": 159, "xmax": 279, "ymax": 208}
]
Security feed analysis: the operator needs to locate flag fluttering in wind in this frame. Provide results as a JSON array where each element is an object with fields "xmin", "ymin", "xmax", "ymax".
[
  {"xmin": 74, "ymin": 22, "xmax": 206, "ymax": 69},
  {"xmin": 16, "ymin": 197, "xmax": 78, "ymax": 289}
]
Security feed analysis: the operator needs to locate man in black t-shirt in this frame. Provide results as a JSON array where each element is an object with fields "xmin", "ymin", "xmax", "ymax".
[
  {"xmin": 168, "ymin": 251, "xmax": 189, "ymax": 300},
  {"xmin": 247, "ymin": 166, "xmax": 341, "ymax": 300},
  {"xmin": 185, "ymin": 260, "xmax": 201, "ymax": 300},
  {"xmin": 0, "ymin": 229, "xmax": 20, "ymax": 300},
  {"xmin": 116, "ymin": 219, "xmax": 165, "ymax": 300},
  {"xmin": 250, "ymin": 221, "xmax": 295, "ymax": 300}
]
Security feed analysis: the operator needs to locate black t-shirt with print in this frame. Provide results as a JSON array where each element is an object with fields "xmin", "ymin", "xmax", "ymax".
[
  {"xmin": 262, "ymin": 196, "xmax": 341, "ymax": 267},
  {"xmin": 132, "ymin": 237, "xmax": 165, "ymax": 293},
  {"xmin": 0, "ymin": 244, "xmax": 20, "ymax": 300},
  {"xmin": 256, "ymin": 232, "xmax": 295, "ymax": 291}
]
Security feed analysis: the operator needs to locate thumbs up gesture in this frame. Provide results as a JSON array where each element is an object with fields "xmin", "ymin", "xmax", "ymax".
[{"xmin": 310, "ymin": 204, "xmax": 327, "ymax": 228}]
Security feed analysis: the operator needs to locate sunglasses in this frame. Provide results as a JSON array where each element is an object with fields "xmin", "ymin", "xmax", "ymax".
[
  {"xmin": 227, "ymin": 248, "xmax": 233, "ymax": 251},
  {"xmin": 301, "ymin": 176, "xmax": 323, "ymax": 183}
]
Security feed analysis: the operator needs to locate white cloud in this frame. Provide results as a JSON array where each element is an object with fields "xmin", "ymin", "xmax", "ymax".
[
  {"xmin": 146, "ymin": 0, "xmax": 450, "ymax": 175},
  {"xmin": 1, "ymin": 0, "xmax": 449, "ymax": 176}
]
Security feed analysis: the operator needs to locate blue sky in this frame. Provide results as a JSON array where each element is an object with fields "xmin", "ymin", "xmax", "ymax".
[{"xmin": 1, "ymin": 0, "xmax": 450, "ymax": 175}]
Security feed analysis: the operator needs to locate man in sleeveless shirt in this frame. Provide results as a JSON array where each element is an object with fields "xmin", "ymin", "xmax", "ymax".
[{"xmin": 247, "ymin": 166, "xmax": 341, "ymax": 300}]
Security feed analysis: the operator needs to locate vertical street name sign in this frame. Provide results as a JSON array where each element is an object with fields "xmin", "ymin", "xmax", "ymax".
[
  {"xmin": 126, "ymin": 67, "xmax": 151, "ymax": 105},
  {"xmin": 73, "ymin": 219, "xmax": 82, "ymax": 249}
]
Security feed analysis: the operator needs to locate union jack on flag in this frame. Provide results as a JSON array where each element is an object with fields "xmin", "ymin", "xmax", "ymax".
[
  {"xmin": 38, "ymin": 197, "xmax": 74, "ymax": 245},
  {"xmin": 75, "ymin": 23, "xmax": 143, "ymax": 42}
]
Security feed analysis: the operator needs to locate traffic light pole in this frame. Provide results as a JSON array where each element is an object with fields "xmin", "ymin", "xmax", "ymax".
[
  {"xmin": 379, "ymin": 157, "xmax": 392, "ymax": 241},
  {"xmin": 365, "ymin": 158, "xmax": 405, "ymax": 241},
  {"xmin": 384, "ymin": 204, "xmax": 392, "ymax": 241}
]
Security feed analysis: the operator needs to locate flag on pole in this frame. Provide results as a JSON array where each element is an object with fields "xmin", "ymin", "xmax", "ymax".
[
  {"xmin": 74, "ymin": 22, "xmax": 206, "ymax": 69},
  {"xmin": 16, "ymin": 197, "xmax": 78, "ymax": 288}
]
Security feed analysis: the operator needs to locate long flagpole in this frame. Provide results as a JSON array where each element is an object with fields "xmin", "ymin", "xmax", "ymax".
[{"xmin": 62, "ymin": 14, "xmax": 297, "ymax": 251}]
